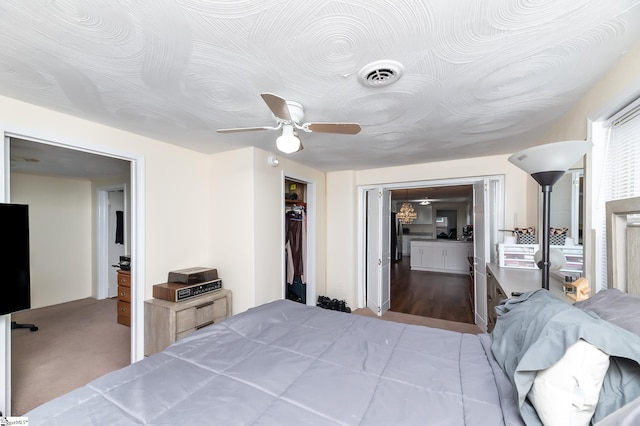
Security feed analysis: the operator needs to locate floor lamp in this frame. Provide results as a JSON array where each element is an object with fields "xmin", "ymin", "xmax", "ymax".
[{"xmin": 508, "ymin": 140, "xmax": 592, "ymax": 290}]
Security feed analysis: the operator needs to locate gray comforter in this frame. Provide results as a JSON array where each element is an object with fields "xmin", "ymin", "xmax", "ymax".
[
  {"xmin": 491, "ymin": 289, "xmax": 640, "ymax": 425},
  {"xmin": 26, "ymin": 299, "xmax": 523, "ymax": 425}
]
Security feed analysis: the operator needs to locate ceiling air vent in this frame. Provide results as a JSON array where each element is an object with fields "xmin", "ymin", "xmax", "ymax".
[{"xmin": 358, "ymin": 60, "xmax": 404, "ymax": 88}]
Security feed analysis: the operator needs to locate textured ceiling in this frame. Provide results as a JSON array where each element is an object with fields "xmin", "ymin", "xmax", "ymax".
[{"xmin": 1, "ymin": 1, "xmax": 640, "ymax": 172}]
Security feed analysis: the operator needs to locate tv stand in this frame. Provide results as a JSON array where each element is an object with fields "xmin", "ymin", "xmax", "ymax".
[{"xmin": 11, "ymin": 321, "xmax": 38, "ymax": 332}]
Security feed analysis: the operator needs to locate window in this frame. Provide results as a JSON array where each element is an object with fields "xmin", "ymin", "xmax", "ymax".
[{"xmin": 592, "ymin": 98, "xmax": 640, "ymax": 291}]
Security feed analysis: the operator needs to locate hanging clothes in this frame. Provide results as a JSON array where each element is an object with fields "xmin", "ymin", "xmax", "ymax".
[
  {"xmin": 115, "ymin": 210, "xmax": 124, "ymax": 244},
  {"xmin": 285, "ymin": 207, "xmax": 306, "ymax": 303}
]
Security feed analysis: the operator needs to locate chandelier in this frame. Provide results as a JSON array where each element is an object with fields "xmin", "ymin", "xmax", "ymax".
[{"xmin": 397, "ymin": 201, "xmax": 417, "ymax": 224}]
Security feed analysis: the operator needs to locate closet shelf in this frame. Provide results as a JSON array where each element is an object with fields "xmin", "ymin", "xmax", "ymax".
[{"xmin": 285, "ymin": 200, "xmax": 306, "ymax": 206}]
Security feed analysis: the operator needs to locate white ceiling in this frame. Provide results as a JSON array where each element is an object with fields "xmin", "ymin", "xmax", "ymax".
[{"xmin": 2, "ymin": 1, "xmax": 640, "ymax": 173}]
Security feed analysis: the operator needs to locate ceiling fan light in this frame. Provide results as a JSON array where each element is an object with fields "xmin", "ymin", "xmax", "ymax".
[
  {"xmin": 276, "ymin": 126, "xmax": 301, "ymax": 154},
  {"xmin": 276, "ymin": 134, "xmax": 300, "ymax": 154}
]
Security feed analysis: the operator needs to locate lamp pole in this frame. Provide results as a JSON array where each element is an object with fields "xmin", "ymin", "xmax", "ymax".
[
  {"xmin": 531, "ymin": 171, "xmax": 564, "ymax": 290},
  {"xmin": 540, "ymin": 184, "xmax": 552, "ymax": 290}
]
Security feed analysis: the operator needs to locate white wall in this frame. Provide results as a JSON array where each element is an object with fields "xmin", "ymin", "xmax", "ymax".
[
  {"xmin": 326, "ymin": 170, "xmax": 358, "ymax": 304},
  {"xmin": 11, "ymin": 173, "xmax": 93, "ymax": 308},
  {"xmin": 209, "ymin": 147, "xmax": 326, "ymax": 315},
  {"xmin": 0, "ymin": 95, "xmax": 212, "ymax": 301},
  {"xmin": 209, "ymin": 148, "xmax": 257, "ymax": 314}
]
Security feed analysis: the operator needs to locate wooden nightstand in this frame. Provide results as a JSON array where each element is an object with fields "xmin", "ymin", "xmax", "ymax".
[
  {"xmin": 144, "ymin": 289, "xmax": 232, "ymax": 356},
  {"xmin": 116, "ymin": 270, "xmax": 131, "ymax": 327}
]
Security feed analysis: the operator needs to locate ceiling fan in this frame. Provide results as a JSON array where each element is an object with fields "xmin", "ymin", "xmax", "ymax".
[{"xmin": 217, "ymin": 93, "xmax": 361, "ymax": 154}]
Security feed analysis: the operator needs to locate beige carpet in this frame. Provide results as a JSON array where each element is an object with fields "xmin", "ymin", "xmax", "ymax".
[
  {"xmin": 11, "ymin": 297, "xmax": 131, "ymax": 415},
  {"xmin": 352, "ymin": 307, "xmax": 483, "ymax": 334}
]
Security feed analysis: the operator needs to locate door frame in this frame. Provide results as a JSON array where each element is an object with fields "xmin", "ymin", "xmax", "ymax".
[
  {"xmin": 357, "ymin": 175, "xmax": 504, "ymax": 321},
  {"xmin": 281, "ymin": 171, "xmax": 316, "ymax": 305},
  {"xmin": 97, "ymin": 185, "xmax": 128, "ymax": 300},
  {"xmin": 0, "ymin": 129, "xmax": 145, "ymax": 415}
]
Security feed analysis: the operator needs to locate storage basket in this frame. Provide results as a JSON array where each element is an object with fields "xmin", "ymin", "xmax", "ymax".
[
  {"xmin": 516, "ymin": 233, "xmax": 536, "ymax": 244},
  {"xmin": 514, "ymin": 227, "xmax": 536, "ymax": 244}
]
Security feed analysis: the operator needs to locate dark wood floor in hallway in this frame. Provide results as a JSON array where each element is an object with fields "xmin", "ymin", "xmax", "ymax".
[{"xmin": 390, "ymin": 256, "xmax": 475, "ymax": 324}]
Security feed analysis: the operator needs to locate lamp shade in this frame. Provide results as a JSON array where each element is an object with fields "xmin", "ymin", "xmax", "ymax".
[
  {"xmin": 508, "ymin": 140, "xmax": 592, "ymax": 186},
  {"xmin": 276, "ymin": 125, "xmax": 301, "ymax": 154},
  {"xmin": 534, "ymin": 248, "xmax": 566, "ymax": 272}
]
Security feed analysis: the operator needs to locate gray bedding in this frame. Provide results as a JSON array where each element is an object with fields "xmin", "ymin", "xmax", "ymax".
[
  {"xmin": 26, "ymin": 299, "xmax": 523, "ymax": 425},
  {"xmin": 491, "ymin": 289, "xmax": 640, "ymax": 425}
]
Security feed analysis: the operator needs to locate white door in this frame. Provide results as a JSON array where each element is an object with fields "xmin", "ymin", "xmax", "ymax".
[
  {"xmin": 473, "ymin": 180, "xmax": 489, "ymax": 330},
  {"xmin": 366, "ymin": 188, "xmax": 391, "ymax": 315}
]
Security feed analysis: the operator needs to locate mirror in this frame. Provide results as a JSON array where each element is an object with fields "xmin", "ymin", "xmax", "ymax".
[
  {"xmin": 550, "ymin": 169, "xmax": 584, "ymax": 245},
  {"xmin": 606, "ymin": 197, "xmax": 640, "ymax": 294}
]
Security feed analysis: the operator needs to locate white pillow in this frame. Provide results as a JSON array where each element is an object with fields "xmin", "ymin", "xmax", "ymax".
[{"xmin": 528, "ymin": 339, "xmax": 610, "ymax": 426}]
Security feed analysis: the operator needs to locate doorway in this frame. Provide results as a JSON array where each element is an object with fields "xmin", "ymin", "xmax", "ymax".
[
  {"xmin": 4, "ymin": 134, "xmax": 139, "ymax": 414},
  {"xmin": 360, "ymin": 176, "xmax": 503, "ymax": 330},
  {"xmin": 282, "ymin": 173, "xmax": 316, "ymax": 306},
  {"xmin": 97, "ymin": 186, "xmax": 129, "ymax": 300},
  {"xmin": 392, "ymin": 186, "xmax": 473, "ymax": 323}
]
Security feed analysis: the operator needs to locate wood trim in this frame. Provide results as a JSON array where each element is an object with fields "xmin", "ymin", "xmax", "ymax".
[{"xmin": 606, "ymin": 196, "xmax": 640, "ymax": 295}]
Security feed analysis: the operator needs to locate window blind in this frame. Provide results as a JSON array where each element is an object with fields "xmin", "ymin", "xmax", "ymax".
[{"xmin": 595, "ymin": 100, "xmax": 640, "ymax": 290}]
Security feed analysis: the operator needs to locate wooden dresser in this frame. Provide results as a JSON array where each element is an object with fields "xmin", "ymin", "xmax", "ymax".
[
  {"xmin": 144, "ymin": 289, "xmax": 232, "ymax": 356},
  {"xmin": 485, "ymin": 263, "xmax": 573, "ymax": 332},
  {"xmin": 116, "ymin": 269, "xmax": 131, "ymax": 327}
]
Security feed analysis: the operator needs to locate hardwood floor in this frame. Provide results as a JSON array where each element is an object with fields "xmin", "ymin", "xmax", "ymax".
[{"xmin": 390, "ymin": 256, "xmax": 475, "ymax": 324}]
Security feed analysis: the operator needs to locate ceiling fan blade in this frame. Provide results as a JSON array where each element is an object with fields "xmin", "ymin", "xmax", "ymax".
[
  {"xmin": 216, "ymin": 126, "xmax": 272, "ymax": 133},
  {"xmin": 261, "ymin": 93, "xmax": 291, "ymax": 121},
  {"xmin": 305, "ymin": 122, "xmax": 361, "ymax": 134}
]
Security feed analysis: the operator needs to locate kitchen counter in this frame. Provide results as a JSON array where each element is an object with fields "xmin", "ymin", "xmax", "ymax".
[{"xmin": 410, "ymin": 239, "xmax": 473, "ymax": 274}]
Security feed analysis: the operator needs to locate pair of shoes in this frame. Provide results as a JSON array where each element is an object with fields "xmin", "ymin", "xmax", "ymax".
[
  {"xmin": 336, "ymin": 300, "xmax": 351, "ymax": 313},
  {"xmin": 317, "ymin": 296, "xmax": 332, "ymax": 309},
  {"xmin": 316, "ymin": 296, "xmax": 351, "ymax": 313}
]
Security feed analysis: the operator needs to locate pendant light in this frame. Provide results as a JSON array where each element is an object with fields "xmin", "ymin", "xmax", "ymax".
[{"xmin": 397, "ymin": 189, "xmax": 417, "ymax": 224}]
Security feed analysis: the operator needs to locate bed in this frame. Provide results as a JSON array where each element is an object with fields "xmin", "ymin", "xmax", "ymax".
[
  {"xmin": 23, "ymin": 198, "xmax": 640, "ymax": 425},
  {"xmin": 24, "ymin": 285, "xmax": 640, "ymax": 425}
]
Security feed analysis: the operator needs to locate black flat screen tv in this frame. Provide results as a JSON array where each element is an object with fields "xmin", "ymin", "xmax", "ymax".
[{"xmin": 0, "ymin": 203, "xmax": 31, "ymax": 316}]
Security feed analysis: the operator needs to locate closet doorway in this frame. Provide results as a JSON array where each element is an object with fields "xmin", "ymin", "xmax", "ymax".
[{"xmin": 283, "ymin": 175, "xmax": 316, "ymax": 306}]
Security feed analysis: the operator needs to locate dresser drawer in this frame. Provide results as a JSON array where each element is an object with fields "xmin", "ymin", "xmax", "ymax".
[
  {"xmin": 117, "ymin": 300, "xmax": 131, "ymax": 326},
  {"xmin": 175, "ymin": 299, "xmax": 222, "ymax": 333},
  {"xmin": 117, "ymin": 300, "xmax": 131, "ymax": 318},
  {"xmin": 118, "ymin": 271, "xmax": 131, "ymax": 287},
  {"xmin": 118, "ymin": 285, "xmax": 131, "ymax": 303}
]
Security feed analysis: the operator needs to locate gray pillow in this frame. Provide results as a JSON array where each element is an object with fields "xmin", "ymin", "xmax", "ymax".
[{"xmin": 574, "ymin": 289, "xmax": 640, "ymax": 337}]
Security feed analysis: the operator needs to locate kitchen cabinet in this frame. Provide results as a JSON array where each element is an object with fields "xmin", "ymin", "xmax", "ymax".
[
  {"xmin": 402, "ymin": 234, "xmax": 434, "ymax": 255},
  {"xmin": 410, "ymin": 240, "xmax": 473, "ymax": 274}
]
